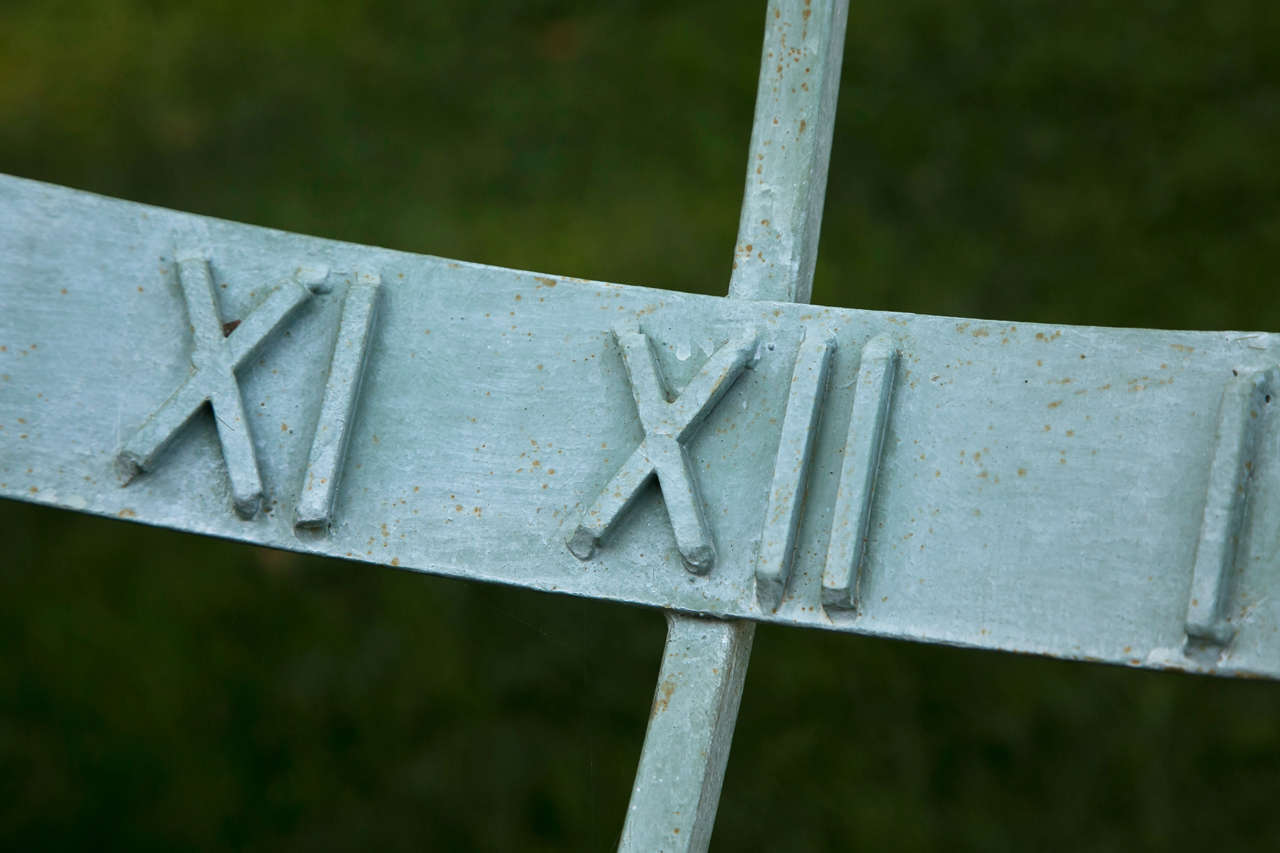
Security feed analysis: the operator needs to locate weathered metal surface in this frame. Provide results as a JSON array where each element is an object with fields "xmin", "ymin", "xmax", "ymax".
[
  {"xmin": 295, "ymin": 275, "xmax": 382, "ymax": 531},
  {"xmin": 7, "ymin": 178, "xmax": 1280, "ymax": 676},
  {"xmin": 728, "ymin": 0, "xmax": 848, "ymax": 304},
  {"xmin": 116, "ymin": 251, "xmax": 315, "ymax": 518},
  {"xmin": 1184, "ymin": 366, "xmax": 1278, "ymax": 655},
  {"xmin": 822, "ymin": 333, "xmax": 898, "ymax": 610},
  {"xmin": 5, "ymin": 175, "xmax": 1280, "ymax": 681},
  {"xmin": 618, "ymin": 615, "xmax": 753, "ymax": 851},
  {"xmin": 755, "ymin": 329, "xmax": 834, "ymax": 611},
  {"xmin": 617, "ymin": 3, "xmax": 855, "ymax": 841},
  {"xmin": 616, "ymin": 3, "xmax": 854, "ymax": 840},
  {"xmin": 567, "ymin": 322, "xmax": 760, "ymax": 573}
]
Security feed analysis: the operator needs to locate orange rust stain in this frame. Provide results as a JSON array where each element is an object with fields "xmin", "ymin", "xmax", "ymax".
[
  {"xmin": 652, "ymin": 677, "xmax": 678, "ymax": 718},
  {"xmin": 117, "ymin": 508, "xmax": 137, "ymax": 518},
  {"xmin": 1048, "ymin": 400, "xmax": 1062, "ymax": 409}
]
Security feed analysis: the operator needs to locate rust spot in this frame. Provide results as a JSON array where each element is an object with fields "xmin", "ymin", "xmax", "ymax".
[
  {"xmin": 117, "ymin": 508, "xmax": 137, "ymax": 518},
  {"xmin": 652, "ymin": 677, "xmax": 678, "ymax": 718},
  {"xmin": 1047, "ymin": 400, "xmax": 1063, "ymax": 409},
  {"xmin": 1017, "ymin": 468, "xmax": 1027, "ymax": 477},
  {"xmin": 798, "ymin": 119, "xmax": 807, "ymax": 134},
  {"xmin": 535, "ymin": 276, "xmax": 557, "ymax": 288},
  {"xmin": 391, "ymin": 557, "xmax": 400, "ymax": 567}
]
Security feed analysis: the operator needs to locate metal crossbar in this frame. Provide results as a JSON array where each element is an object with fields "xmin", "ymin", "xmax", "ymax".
[{"xmin": 2, "ymin": 1, "xmax": 1278, "ymax": 849}]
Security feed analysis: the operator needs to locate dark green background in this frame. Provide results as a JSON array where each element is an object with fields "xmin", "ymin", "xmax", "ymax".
[{"xmin": 3, "ymin": 0, "xmax": 1280, "ymax": 849}]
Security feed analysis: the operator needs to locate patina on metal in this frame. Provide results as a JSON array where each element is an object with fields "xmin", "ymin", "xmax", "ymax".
[{"xmin": 1, "ymin": 0, "xmax": 1277, "ymax": 850}]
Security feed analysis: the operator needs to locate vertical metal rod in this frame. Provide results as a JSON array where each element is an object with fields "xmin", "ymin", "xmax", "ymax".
[
  {"xmin": 621, "ymin": 2, "xmax": 849, "ymax": 849},
  {"xmin": 618, "ymin": 615, "xmax": 755, "ymax": 851},
  {"xmin": 728, "ymin": 0, "xmax": 850, "ymax": 304}
]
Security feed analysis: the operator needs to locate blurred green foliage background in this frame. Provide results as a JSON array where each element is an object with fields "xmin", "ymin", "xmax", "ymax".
[{"xmin": 3, "ymin": 0, "xmax": 1280, "ymax": 849}]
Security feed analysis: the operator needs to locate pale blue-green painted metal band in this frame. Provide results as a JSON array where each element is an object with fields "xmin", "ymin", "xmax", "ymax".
[{"xmin": 4, "ymin": 173, "xmax": 1278, "ymax": 681}]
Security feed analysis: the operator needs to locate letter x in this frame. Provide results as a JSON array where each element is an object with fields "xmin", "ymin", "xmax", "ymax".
[
  {"xmin": 568, "ymin": 322, "xmax": 758, "ymax": 574},
  {"xmin": 117, "ymin": 252, "xmax": 313, "ymax": 518}
]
